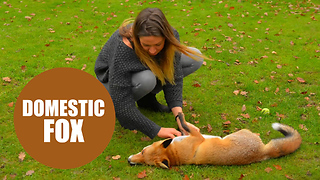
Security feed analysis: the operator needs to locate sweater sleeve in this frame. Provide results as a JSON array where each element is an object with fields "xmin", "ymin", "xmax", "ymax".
[{"xmin": 163, "ymin": 29, "xmax": 183, "ymax": 109}]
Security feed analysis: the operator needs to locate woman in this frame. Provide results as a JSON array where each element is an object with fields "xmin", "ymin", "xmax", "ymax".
[{"xmin": 95, "ymin": 8, "xmax": 205, "ymax": 139}]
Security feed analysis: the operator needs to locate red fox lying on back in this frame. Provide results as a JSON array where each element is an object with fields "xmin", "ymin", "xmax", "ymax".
[{"xmin": 128, "ymin": 113, "xmax": 302, "ymax": 168}]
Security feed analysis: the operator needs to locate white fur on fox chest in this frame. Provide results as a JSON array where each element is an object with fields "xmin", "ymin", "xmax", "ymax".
[{"xmin": 172, "ymin": 135, "xmax": 224, "ymax": 143}]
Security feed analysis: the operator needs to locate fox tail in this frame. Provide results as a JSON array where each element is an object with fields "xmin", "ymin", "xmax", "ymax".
[{"xmin": 263, "ymin": 123, "xmax": 302, "ymax": 159}]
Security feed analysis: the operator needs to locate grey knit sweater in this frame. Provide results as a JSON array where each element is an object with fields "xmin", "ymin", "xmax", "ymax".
[{"xmin": 95, "ymin": 29, "xmax": 183, "ymax": 139}]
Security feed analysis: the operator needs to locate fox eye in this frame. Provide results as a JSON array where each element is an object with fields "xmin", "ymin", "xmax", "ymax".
[{"xmin": 141, "ymin": 150, "xmax": 144, "ymax": 155}]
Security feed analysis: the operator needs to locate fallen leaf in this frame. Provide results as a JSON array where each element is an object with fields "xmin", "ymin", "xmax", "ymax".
[
  {"xmin": 233, "ymin": 90, "xmax": 240, "ymax": 95},
  {"xmin": 273, "ymin": 164, "xmax": 282, "ymax": 170},
  {"xmin": 81, "ymin": 64, "xmax": 87, "ymax": 71},
  {"xmin": 105, "ymin": 156, "xmax": 111, "ymax": 161},
  {"xmin": 192, "ymin": 83, "xmax": 201, "ymax": 87},
  {"xmin": 286, "ymin": 88, "xmax": 290, "ymax": 93},
  {"xmin": 271, "ymin": 103, "xmax": 278, "ymax": 107},
  {"xmin": 223, "ymin": 130, "xmax": 230, "ymax": 134},
  {"xmin": 26, "ymin": 170, "xmax": 34, "ymax": 176},
  {"xmin": 25, "ymin": 16, "xmax": 32, "ymax": 21},
  {"xmin": 299, "ymin": 124, "xmax": 308, "ymax": 131},
  {"xmin": 241, "ymin": 105, "xmax": 246, "ymax": 112},
  {"xmin": 183, "ymin": 174, "xmax": 190, "ymax": 180},
  {"xmin": 239, "ymin": 174, "xmax": 245, "ymax": 180},
  {"xmin": 112, "ymin": 155, "xmax": 121, "ymax": 160},
  {"xmin": 306, "ymin": 170, "xmax": 312, "ymax": 176},
  {"xmin": 19, "ymin": 152, "xmax": 26, "ymax": 161},
  {"xmin": 223, "ymin": 121, "xmax": 231, "ymax": 125},
  {"xmin": 65, "ymin": 58, "xmax": 73, "ymax": 61},
  {"xmin": 2, "ymin": 77, "xmax": 11, "ymax": 82},
  {"xmin": 183, "ymin": 101, "xmax": 188, "ymax": 107},
  {"xmin": 256, "ymin": 106, "xmax": 262, "ymax": 111},
  {"xmin": 265, "ymin": 167, "xmax": 273, "ymax": 173},
  {"xmin": 301, "ymin": 91, "xmax": 308, "ymax": 94},
  {"xmin": 221, "ymin": 113, "xmax": 227, "ymax": 120},
  {"xmin": 132, "ymin": 130, "xmax": 138, "ymax": 134},
  {"xmin": 266, "ymin": 130, "xmax": 271, "ymax": 136},
  {"xmin": 8, "ymin": 102, "xmax": 14, "ymax": 107},
  {"xmin": 285, "ymin": 174, "xmax": 294, "ymax": 180},
  {"xmin": 274, "ymin": 87, "xmax": 279, "ymax": 94},
  {"xmin": 301, "ymin": 114, "xmax": 307, "ymax": 120},
  {"xmin": 240, "ymin": 91, "xmax": 248, "ymax": 96},
  {"xmin": 241, "ymin": 113, "xmax": 250, "ymax": 119},
  {"xmin": 207, "ymin": 124, "xmax": 212, "ymax": 133},
  {"xmin": 276, "ymin": 113, "xmax": 286, "ymax": 119},
  {"xmin": 137, "ymin": 170, "xmax": 147, "ymax": 179},
  {"xmin": 297, "ymin": 77, "xmax": 306, "ymax": 83}
]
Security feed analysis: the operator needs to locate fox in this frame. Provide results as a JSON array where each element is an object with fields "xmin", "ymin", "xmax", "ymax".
[{"xmin": 128, "ymin": 112, "xmax": 302, "ymax": 168}]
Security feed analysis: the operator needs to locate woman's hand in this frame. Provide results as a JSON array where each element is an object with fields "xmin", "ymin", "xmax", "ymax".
[{"xmin": 157, "ymin": 128, "xmax": 181, "ymax": 139}]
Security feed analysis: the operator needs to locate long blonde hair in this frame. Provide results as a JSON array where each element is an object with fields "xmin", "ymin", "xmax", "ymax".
[{"xmin": 120, "ymin": 8, "xmax": 205, "ymax": 85}]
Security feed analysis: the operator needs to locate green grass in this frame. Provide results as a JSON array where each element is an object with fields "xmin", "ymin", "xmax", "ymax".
[{"xmin": 1, "ymin": 0, "xmax": 320, "ymax": 179}]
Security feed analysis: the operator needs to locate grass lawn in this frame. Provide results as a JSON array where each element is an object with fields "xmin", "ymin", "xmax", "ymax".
[{"xmin": 1, "ymin": 0, "xmax": 320, "ymax": 179}]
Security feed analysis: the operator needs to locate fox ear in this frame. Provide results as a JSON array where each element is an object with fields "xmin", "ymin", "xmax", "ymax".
[
  {"xmin": 158, "ymin": 159, "xmax": 170, "ymax": 169},
  {"xmin": 162, "ymin": 139, "xmax": 173, "ymax": 149}
]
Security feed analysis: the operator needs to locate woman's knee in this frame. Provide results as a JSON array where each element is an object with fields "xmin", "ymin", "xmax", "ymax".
[
  {"xmin": 189, "ymin": 47, "xmax": 204, "ymax": 69},
  {"xmin": 132, "ymin": 70, "xmax": 157, "ymax": 99},
  {"xmin": 181, "ymin": 47, "xmax": 204, "ymax": 77}
]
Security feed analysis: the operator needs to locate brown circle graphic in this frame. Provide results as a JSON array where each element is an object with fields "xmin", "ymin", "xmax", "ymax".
[{"xmin": 14, "ymin": 68, "xmax": 115, "ymax": 169}]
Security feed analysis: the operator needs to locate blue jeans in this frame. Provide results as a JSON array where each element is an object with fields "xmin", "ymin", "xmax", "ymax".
[{"xmin": 104, "ymin": 47, "xmax": 204, "ymax": 101}]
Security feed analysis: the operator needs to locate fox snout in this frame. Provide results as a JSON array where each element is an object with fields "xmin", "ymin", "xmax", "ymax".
[
  {"xmin": 128, "ymin": 155, "xmax": 142, "ymax": 166},
  {"xmin": 128, "ymin": 155, "xmax": 136, "ymax": 166}
]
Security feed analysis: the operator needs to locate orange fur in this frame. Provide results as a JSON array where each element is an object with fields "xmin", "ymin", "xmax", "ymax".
[{"xmin": 128, "ymin": 113, "xmax": 302, "ymax": 168}]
